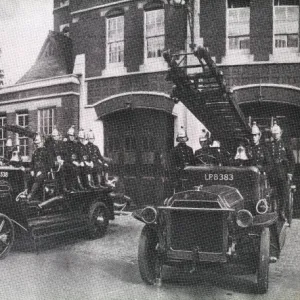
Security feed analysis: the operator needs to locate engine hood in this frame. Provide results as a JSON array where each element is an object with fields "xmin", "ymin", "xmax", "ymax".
[{"xmin": 167, "ymin": 185, "xmax": 243, "ymax": 210}]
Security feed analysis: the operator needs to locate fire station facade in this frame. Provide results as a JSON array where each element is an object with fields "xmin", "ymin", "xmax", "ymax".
[{"xmin": 2, "ymin": 0, "xmax": 300, "ymax": 205}]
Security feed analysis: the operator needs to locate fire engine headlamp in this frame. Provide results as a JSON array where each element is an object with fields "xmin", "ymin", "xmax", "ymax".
[
  {"xmin": 256, "ymin": 199, "xmax": 268, "ymax": 215},
  {"xmin": 236, "ymin": 209, "xmax": 253, "ymax": 228},
  {"xmin": 141, "ymin": 207, "xmax": 158, "ymax": 224}
]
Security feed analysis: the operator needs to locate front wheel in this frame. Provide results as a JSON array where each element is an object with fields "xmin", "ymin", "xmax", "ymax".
[
  {"xmin": 256, "ymin": 227, "xmax": 270, "ymax": 294},
  {"xmin": 138, "ymin": 225, "xmax": 160, "ymax": 285},
  {"xmin": 87, "ymin": 202, "xmax": 109, "ymax": 239},
  {"xmin": 0, "ymin": 213, "xmax": 15, "ymax": 259}
]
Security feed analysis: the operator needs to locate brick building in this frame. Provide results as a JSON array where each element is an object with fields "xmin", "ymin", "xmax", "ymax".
[{"xmin": 2, "ymin": 0, "xmax": 300, "ymax": 205}]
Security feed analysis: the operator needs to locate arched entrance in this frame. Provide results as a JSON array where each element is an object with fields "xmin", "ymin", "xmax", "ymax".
[
  {"xmin": 103, "ymin": 109, "xmax": 174, "ymax": 207},
  {"xmin": 234, "ymin": 84, "xmax": 300, "ymax": 210}
]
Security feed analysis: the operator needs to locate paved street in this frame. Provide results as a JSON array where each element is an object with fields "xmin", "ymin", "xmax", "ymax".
[{"xmin": 0, "ymin": 216, "xmax": 300, "ymax": 300}]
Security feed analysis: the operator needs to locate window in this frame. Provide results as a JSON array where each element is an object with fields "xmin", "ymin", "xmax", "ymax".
[
  {"xmin": 227, "ymin": 1, "xmax": 250, "ymax": 52},
  {"xmin": 16, "ymin": 112, "xmax": 29, "ymax": 157},
  {"xmin": 0, "ymin": 116, "xmax": 6, "ymax": 157},
  {"xmin": 60, "ymin": 0, "xmax": 69, "ymax": 7},
  {"xmin": 59, "ymin": 23, "xmax": 70, "ymax": 32},
  {"xmin": 107, "ymin": 16, "xmax": 124, "ymax": 64},
  {"xmin": 145, "ymin": 9, "xmax": 165, "ymax": 59},
  {"xmin": 38, "ymin": 107, "xmax": 56, "ymax": 136},
  {"xmin": 274, "ymin": 0, "xmax": 299, "ymax": 49}
]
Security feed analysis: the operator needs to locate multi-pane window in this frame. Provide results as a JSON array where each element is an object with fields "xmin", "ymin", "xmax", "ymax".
[
  {"xmin": 274, "ymin": 0, "xmax": 299, "ymax": 49},
  {"xmin": 38, "ymin": 108, "xmax": 56, "ymax": 135},
  {"xmin": 145, "ymin": 9, "xmax": 165, "ymax": 58},
  {"xmin": 16, "ymin": 112, "xmax": 29, "ymax": 157},
  {"xmin": 227, "ymin": 0, "xmax": 250, "ymax": 52},
  {"xmin": 0, "ymin": 116, "xmax": 6, "ymax": 157},
  {"xmin": 107, "ymin": 16, "xmax": 124, "ymax": 64}
]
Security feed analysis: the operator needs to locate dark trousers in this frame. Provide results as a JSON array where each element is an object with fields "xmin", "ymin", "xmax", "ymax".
[{"xmin": 269, "ymin": 176, "xmax": 289, "ymax": 213}]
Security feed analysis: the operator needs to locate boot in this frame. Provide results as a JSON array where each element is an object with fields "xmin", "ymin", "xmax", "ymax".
[
  {"xmin": 97, "ymin": 174, "xmax": 108, "ymax": 189},
  {"xmin": 77, "ymin": 176, "xmax": 85, "ymax": 191},
  {"xmin": 87, "ymin": 174, "xmax": 97, "ymax": 189}
]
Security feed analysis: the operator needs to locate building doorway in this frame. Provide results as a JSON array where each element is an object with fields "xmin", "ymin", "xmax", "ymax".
[{"xmin": 103, "ymin": 109, "xmax": 174, "ymax": 207}]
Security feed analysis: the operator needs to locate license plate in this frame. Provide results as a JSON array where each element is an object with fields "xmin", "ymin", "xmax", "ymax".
[{"xmin": 204, "ymin": 173, "xmax": 233, "ymax": 181}]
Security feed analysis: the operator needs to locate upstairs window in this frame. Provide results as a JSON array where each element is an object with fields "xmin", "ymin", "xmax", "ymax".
[
  {"xmin": 227, "ymin": 0, "xmax": 250, "ymax": 52},
  {"xmin": 106, "ymin": 16, "xmax": 124, "ymax": 64},
  {"xmin": 274, "ymin": 0, "xmax": 299, "ymax": 49},
  {"xmin": 16, "ymin": 112, "xmax": 29, "ymax": 157},
  {"xmin": 38, "ymin": 107, "xmax": 56, "ymax": 136},
  {"xmin": 145, "ymin": 9, "xmax": 165, "ymax": 59}
]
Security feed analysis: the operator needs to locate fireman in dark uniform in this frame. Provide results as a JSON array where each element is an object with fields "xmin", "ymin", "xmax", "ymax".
[
  {"xmin": 27, "ymin": 134, "xmax": 52, "ymax": 201},
  {"xmin": 49, "ymin": 127, "xmax": 67, "ymax": 193},
  {"xmin": 169, "ymin": 127, "xmax": 194, "ymax": 191},
  {"xmin": 77, "ymin": 128, "xmax": 97, "ymax": 189},
  {"xmin": 247, "ymin": 122, "xmax": 272, "ymax": 173},
  {"xmin": 85, "ymin": 129, "xmax": 111, "ymax": 188},
  {"xmin": 268, "ymin": 121, "xmax": 294, "ymax": 221},
  {"xmin": 64, "ymin": 125, "xmax": 85, "ymax": 191},
  {"xmin": 194, "ymin": 129, "xmax": 215, "ymax": 165}
]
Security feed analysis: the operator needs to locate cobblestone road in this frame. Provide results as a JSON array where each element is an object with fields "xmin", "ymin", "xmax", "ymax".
[{"xmin": 0, "ymin": 216, "xmax": 299, "ymax": 300}]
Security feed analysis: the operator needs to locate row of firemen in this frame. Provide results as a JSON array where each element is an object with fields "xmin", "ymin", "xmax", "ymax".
[
  {"xmin": 26, "ymin": 126, "xmax": 111, "ymax": 201},
  {"xmin": 170, "ymin": 121, "xmax": 295, "ymax": 221}
]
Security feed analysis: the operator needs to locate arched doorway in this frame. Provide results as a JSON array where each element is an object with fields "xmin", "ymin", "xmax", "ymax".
[{"xmin": 103, "ymin": 109, "xmax": 174, "ymax": 207}]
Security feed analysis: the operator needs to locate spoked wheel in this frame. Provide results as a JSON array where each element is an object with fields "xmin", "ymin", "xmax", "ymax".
[
  {"xmin": 0, "ymin": 213, "xmax": 15, "ymax": 260},
  {"xmin": 138, "ymin": 225, "xmax": 160, "ymax": 285},
  {"xmin": 286, "ymin": 188, "xmax": 294, "ymax": 227},
  {"xmin": 256, "ymin": 227, "xmax": 270, "ymax": 294},
  {"xmin": 87, "ymin": 202, "xmax": 109, "ymax": 239}
]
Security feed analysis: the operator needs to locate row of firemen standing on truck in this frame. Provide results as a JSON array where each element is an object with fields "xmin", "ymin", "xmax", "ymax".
[
  {"xmin": 26, "ymin": 126, "xmax": 111, "ymax": 201},
  {"xmin": 170, "ymin": 121, "xmax": 295, "ymax": 222}
]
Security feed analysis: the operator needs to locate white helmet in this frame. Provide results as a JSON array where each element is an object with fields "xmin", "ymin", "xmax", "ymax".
[
  {"xmin": 67, "ymin": 125, "xmax": 75, "ymax": 136},
  {"xmin": 251, "ymin": 121, "xmax": 261, "ymax": 135},
  {"xmin": 52, "ymin": 126, "xmax": 60, "ymax": 138},
  {"xmin": 271, "ymin": 121, "xmax": 281, "ymax": 134},
  {"xmin": 199, "ymin": 128, "xmax": 210, "ymax": 142},
  {"xmin": 78, "ymin": 128, "xmax": 85, "ymax": 139},
  {"xmin": 87, "ymin": 129, "xmax": 95, "ymax": 140},
  {"xmin": 176, "ymin": 126, "xmax": 188, "ymax": 142},
  {"xmin": 34, "ymin": 134, "xmax": 43, "ymax": 144}
]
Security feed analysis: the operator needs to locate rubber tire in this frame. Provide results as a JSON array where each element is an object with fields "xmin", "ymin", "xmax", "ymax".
[
  {"xmin": 0, "ymin": 213, "xmax": 15, "ymax": 260},
  {"xmin": 287, "ymin": 190, "xmax": 294, "ymax": 227},
  {"xmin": 257, "ymin": 227, "xmax": 270, "ymax": 294},
  {"xmin": 138, "ymin": 225, "xmax": 159, "ymax": 285},
  {"xmin": 87, "ymin": 202, "xmax": 109, "ymax": 239}
]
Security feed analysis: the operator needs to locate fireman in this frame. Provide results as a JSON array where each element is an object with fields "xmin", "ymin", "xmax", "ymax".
[
  {"xmin": 64, "ymin": 125, "xmax": 85, "ymax": 191},
  {"xmin": 194, "ymin": 129, "xmax": 214, "ymax": 165},
  {"xmin": 85, "ymin": 129, "xmax": 111, "ymax": 188},
  {"xmin": 169, "ymin": 127, "xmax": 194, "ymax": 191},
  {"xmin": 247, "ymin": 122, "xmax": 272, "ymax": 173},
  {"xmin": 77, "ymin": 128, "xmax": 97, "ymax": 189},
  {"xmin": 27, "ymin": 134, "xmax": 52, "ymax": 201},
  {"xmin": 268, "ymin": 121, "xmax": 295, "ymax": 221}
]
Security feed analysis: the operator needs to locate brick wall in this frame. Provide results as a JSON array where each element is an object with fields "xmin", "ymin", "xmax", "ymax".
[
  {"xmin": 250, "ymin": 0, "xmax": 273, "ymax": 61},
  {"xmin": 53, "ymin": 6, "xmax": 71, "ymax": 32},
  {"xmin": 200, "ymin": 0, "xmax": 226, "ymax": 63},
  {"xmin": 220, "ymin": 63, "xmax": 300, "ymax": 88},
  {"xmin": 87, "ymin": 72, "xmax": 172, "ymax": 105}
]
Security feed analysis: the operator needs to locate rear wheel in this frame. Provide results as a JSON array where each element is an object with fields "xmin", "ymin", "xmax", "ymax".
[
  {"xmin": 87, "ymin": 202, "xmax": 109, "ymax": 239},
  {"xmin": 138, "ymin": 225, "xmax": 160, "ymax": 285},
  {"xmin": 256, "ymin": 227, "xmax": 270, "ymax": 294},
  {"xmin": 0, "ymin": 213, "xmax": 15, "ymax": 259}
]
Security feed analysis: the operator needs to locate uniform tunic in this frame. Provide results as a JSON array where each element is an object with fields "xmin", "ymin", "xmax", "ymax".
[
  {"xmin": 247, "ymin": 143, "xmax": 272, "ymax": 173},
  {"xmin": 268, "ymin": 139, "xmax": 295, "ymax": 212},
  {"xmin": 169, "ymin": 142, "xmax": 194, "ymax": 191},
  {"xmin": 31, "ymin": 147, "xmax": 51, "ymax": 174}
]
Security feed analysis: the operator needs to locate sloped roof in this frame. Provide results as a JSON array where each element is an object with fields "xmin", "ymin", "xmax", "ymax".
[{"xmin": 17, "ymin": 31, "xmax": 73, "ymax": 84}]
